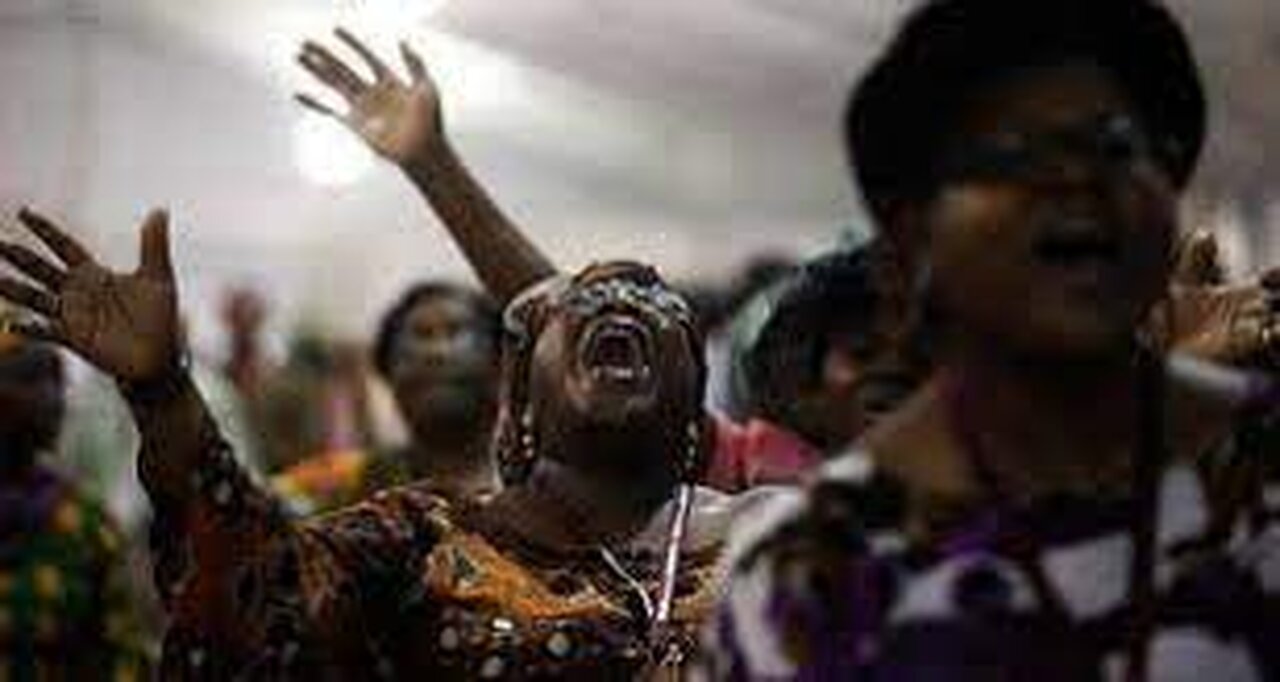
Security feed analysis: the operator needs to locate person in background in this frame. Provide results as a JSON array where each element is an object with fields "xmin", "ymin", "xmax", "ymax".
[
  {"xmin": 707, "ymin": 247, "xmax": 927, "ymax": 491},
  {"xmin": 220, "ymin": 287, "xmax": 270, "ymax": 402},
  {"xmin": 273, "ymin": 281, "xmax": 502, "ymax": 513},
  {"xmin": 254, "ymin": 331, "xmax": 361, "ymax": 474},
  {"xmin": 709, "ymin": 1, "xmax": 1280, "ymax": 679},
  {"xmin": 700, "ymin": 256, "xmax": 798, "ymax": 420},
  {"xmin": 0, "ymin": 314, "xmax": 146, "ymax": 679}
]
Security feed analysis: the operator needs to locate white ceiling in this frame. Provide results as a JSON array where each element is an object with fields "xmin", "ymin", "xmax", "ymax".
[{"xmin": 0, "ymin": 0, "xmax": 1277, "ymax": 347}]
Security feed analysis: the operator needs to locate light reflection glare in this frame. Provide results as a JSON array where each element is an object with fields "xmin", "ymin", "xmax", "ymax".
[{"xmin": 292, "ymin": 115, "xmax": 375, "ymax": 187}]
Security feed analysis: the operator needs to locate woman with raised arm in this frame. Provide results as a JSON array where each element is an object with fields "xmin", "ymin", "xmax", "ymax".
[
  {"xmin": 0, "ymin": 203, "xmax": 770, "ymax": 678},
  {"xmin": 296, "ymin": 29, "xmax": 1280, "ymax": 501}
]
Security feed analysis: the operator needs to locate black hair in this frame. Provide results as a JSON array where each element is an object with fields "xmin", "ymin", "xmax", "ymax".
[
  {"xmin": 371, "ymin": 282, "xmax": 500, "ymax": 378},
  {"xmin": 846, "ymin": 0, "xmax": 1205, "ymax": 227},
  {"xmin": 745, "ymin": 248, "xmax": 880, "ymax": 423}
]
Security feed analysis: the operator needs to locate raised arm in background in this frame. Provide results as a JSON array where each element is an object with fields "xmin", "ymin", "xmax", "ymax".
[{"xmin": 297, "ymin": 28, "xmax": 556, "ymax": 303}]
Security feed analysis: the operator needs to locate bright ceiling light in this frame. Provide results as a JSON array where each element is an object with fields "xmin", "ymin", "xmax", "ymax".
[
  {"xmin": 357, "ymin": 0, "xmax": 450, "ymax": 27},
  {"xmin": 292, "ymin": 115, "xmax": 375, "ymax": 187}
]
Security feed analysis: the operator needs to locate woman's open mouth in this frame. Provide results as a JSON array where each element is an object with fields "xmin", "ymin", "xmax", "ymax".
[
  {"xmin": 1031, "ymin": 216, "xmax": 1127, "ymax": 291},
  {"xmin": 577, "ymin": 314, "xmax": 654, "ymax": 387}
]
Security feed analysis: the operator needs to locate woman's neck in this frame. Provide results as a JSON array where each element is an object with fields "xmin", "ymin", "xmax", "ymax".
[
  {"xmin": 940, "ymin": 336, "xmax": 1146, "ymax": 500},
  {"xmin": 404, "ymin": 424, "xmax": 497, "ymax": 493},
  {"xmin": 518, "ymin": 458, "xmax": 676, "ymax": 548}
]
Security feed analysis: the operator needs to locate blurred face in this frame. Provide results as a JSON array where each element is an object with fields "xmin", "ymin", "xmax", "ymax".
[
  {"xmin": 921, "ymin": 62, "xmax": 1177, "ymax": 359},
  {"xmin": 526, "ymin": 276, "xmax": 702, "ymax": 475},
  {"xmin": 0, "ymin": 344, "xmax": 65, "ymax": 461},
  {"xmin": 388, "ymin": 295, "xmax": 497, "ymax": 435},
  {"xmin": 784, "ymin": 319, "xmax": 926, "ymax": 451}
]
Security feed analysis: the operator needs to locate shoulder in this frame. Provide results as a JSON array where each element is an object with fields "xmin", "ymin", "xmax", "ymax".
[
  {"xmin": 724, "ymin": 452, "xmax": 910, "ymax": 577},
  {"xmin": 712, "ymin": 451, "xmax": 912, "ymax": 677},
  {"xmin": 299, "ymin": 482, "xmax": 456, "ymax": 564}
]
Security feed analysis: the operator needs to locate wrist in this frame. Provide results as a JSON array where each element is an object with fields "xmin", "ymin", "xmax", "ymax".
[
  {"xmin": 401, "ymin": 134, "xmax": 458, "ymax": 182},
  {"xmin": 120, "ymin": 347, "xmax": 194, "ymax": 407}
]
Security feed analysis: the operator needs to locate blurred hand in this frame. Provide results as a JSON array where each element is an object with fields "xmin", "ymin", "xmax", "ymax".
[
  {"xmin": 1164, "ymin": 270, "xmax": 1279, "ymax": 367},
  {"xmin": 0, "ymin": 208, "xmax": 180, "ymax": 384},
  {"xmin": 1171, "ymin": 230, "xmax": 1226, "ymax": 287},
  {"xmin": 296, "ymin": 28, "xmax": 443, "ymax": 168}
]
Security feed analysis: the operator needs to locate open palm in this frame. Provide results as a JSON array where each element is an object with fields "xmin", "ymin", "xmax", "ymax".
[
  {"xmin": 0, "ymin": 209, "xmax": 179, "ymax": 384},
  {"xmin": 1167, "ymin": 278, "xmax": 1279, "ymax": 365},
  {"xmin": 297, "ymin": 28, "xmax": 443, "ymax": 166}
]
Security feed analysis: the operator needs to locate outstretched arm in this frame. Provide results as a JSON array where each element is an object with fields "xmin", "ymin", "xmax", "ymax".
[
  {"xmin": 297, "ymin": 28, "xmax": 556, "ymax": 303},
  {"xmin": 0, "ymin": 208, "xmax": 210, "ymax": 498},
  {"xmin": 0, "ymin": 209, "xmax": 442, "ymax": 674}
]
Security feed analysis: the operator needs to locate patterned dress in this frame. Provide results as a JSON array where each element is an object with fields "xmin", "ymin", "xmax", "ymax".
[
  {"xmin": 270, "ymin": 449, "xmax": 412, "ymax": 516},
  {"xmin": 708, "ymin": 434, "xmax": 1280, "ymax": 681},
  {"xmin": 151, "ymin": 420, "xmax": 768, "ymax": 679},
  {"xmin": 0, "ymin": 465, "xmax": 147, "ymax": 681}
]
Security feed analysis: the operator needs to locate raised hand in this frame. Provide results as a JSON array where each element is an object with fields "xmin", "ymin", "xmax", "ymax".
[
  {"xmin": 1164, "ymin": 270, "xmax": 1280, "ymax": 367},
  {"xmin": 296, "ymin": 28, "xmax": 443, "ymax": 167},
  {"xmin": 0, "ymin": 208, "xmax": 180, "ymax": 384}
]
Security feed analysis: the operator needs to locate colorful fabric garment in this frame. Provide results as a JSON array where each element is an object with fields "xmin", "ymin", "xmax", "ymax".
[
  {"xmin": 150, "ymin": 419, "xmax": 771, "ymax": 679},
  {"xmin": 708, "ymin": 440, "xmax": 1280, "ymax": 681},
  {"xmin": 270, "ymin": 449, "xmax": 411, "ymax": 516},
  {"xmin": 705, "ymin": 416, "xmax": 824, "ymax": 492},
  {"xmin": 0, "ymin": 464, "xmax": 148, "ymax": 680}
]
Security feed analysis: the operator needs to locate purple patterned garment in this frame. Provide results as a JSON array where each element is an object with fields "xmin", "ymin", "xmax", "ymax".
[{"xmin": 707, "ymin": 447, "xmax": 1280, "ymax": 681}]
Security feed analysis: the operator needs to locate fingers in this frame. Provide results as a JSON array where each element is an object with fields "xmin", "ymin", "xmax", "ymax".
[
  {"xmin": 298, "ymin": 41, "xmax": 368, "ymax": 100},
  {"xmin": 0, "ymin": 275, "xmax": 57, "ymax": 318},
  {"xmin": 4, "ymin": 318, "xmax": 64, "ymax": 345},
  {"xmin": 334, "ymin": 28, "xmax": 394, "ymax": 82},
  {"xmin": 16, "ymin": 208, "xmax": 91, "ymax": 267},
  {"xmin": 139, "ymin": 209, "xmax": 173, "ymax": 279},
  {"xmin": 399, "ymin": 40, "xmax": 429, "ymax": 84},
  {"xmin": 295, "ymin": 92, "xmax": 341, "ymax": 120},
  {"xmin": 1172, "ymin": 230, "xmax": 1224, "ymax": 286},
  {"xmin": 0, "ymin": 242, "xmax": 66, "ymax": 289}
]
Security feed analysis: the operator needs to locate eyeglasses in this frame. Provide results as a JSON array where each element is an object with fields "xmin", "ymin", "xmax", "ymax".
[
  {"xmin": 502, "ymin": 275, "xmax": 695, "ymax": 343},
  {"xmin": 935, "ymin": 113, "xmax": 1161, "ymax": 184},
  {"xmin": 559, "ymin": 278, "xmax": 694, "ymax": 327}
]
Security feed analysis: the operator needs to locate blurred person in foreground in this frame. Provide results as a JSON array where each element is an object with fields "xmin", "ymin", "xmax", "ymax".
[
  {"xmin": 0, "ymin": 314, "xmax": 146, "ymax": 679},
  {"xmin": 708, "ymin": 1, "xmax": 1280, "ymax": 680},
  {"xmin": 272, "ymin": 281, "xmax": 502, "ymax": 513}
]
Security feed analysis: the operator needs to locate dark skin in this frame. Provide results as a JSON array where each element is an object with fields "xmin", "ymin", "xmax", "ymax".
[
  {"xmin": 385, "ymin": 294, "xmax": 498, "ymax": 497},
  {"xmin": 298, "ymin": 32, "xmax": 705, "ymax": 545},
  {"xmin": 220, "ymin": 288, "xmax": 267, "ymax": 397},
  {"xmin": 294, "ymin": 29, "xmax": 554, "ymax": 304},
  {"xmin": 0, "ymin": 209, "xmax": 204, "ymax": 505},
  {"xmin": 296, "ymin": 29, "xmax": 1279, "ymax": 482},
  {"xmin": 501, "ymin": 292, "xmax": 703, "ymax": 547},
  {"xmin": 859, "ymin": 62, "xmax": 1238, "ymax": 529}
]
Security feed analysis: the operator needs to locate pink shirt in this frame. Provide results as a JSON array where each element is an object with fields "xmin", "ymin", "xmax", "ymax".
[{"xmin": 704, "ymin": 415, "xmax": 823, "ymax": 492}]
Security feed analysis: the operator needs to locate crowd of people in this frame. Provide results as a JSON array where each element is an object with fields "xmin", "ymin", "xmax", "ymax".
[{"xmin": 0, "ymin": 0, "xmax": 1276, "ymax": 678}]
